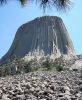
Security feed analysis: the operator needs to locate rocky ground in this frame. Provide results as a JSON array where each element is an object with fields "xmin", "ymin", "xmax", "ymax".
[{"xmin": 0, "ymin": 70, "xmax": 82, "ymax": 100}]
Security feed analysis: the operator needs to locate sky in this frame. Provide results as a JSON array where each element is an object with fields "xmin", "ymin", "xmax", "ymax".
[{"xmin": 0, "ymin": 0, "xmax": 82, "ymax": 58}]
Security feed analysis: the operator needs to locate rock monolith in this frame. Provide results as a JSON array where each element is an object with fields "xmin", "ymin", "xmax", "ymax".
[{"xmin": 1, "ymin": 16, "xmax": 76, "ymax": 63}]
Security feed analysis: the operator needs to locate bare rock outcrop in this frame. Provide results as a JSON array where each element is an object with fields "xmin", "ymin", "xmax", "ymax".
[{"xmin": 1, "ymin": 16, "xmax": 76, "ymax": 63}]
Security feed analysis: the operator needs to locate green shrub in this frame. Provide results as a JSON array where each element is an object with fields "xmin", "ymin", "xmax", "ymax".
[
  {"xmin": 55, "ymin": 64, "xmax": 63, "ymax": 71},
  {"xmin": 32, "ymin": 66, "xmax": 39, "ymax": 71},
  {"xmin": 52, "ymin": 57, "xmax": 65, "ymax": 72},
  {"xmin": 23, "ymin": 62, "xmax": 32, "ymax": 73},
  {"xmin": 42, "ymin": 60, "xmax": 52, "ymax": 70}
]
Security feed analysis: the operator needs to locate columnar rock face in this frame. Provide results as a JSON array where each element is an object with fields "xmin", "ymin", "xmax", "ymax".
[{"xmin": 1, "ymin": 16, "xmax": 76, "ymax": 63}]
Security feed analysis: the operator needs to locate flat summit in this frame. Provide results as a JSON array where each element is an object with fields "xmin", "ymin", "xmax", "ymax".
[{"xmin": 1, "ymin": 16, "xmax": 76, "ymax": 63}]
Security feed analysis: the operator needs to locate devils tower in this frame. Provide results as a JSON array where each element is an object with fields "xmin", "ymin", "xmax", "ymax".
[{"xmin": 1, "ymin": 16, "xmax": 76, "ymax": 63}]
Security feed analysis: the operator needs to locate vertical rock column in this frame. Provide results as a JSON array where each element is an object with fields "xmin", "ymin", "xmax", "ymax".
[{"xmin": 0, "ymin": 16, "xmax": 76, "ymax": 63}]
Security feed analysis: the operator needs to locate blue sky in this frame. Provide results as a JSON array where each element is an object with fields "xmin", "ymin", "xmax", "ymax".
[{"xmin": 0, "ymin": 0, "xmax": 82, "ymax": 58}]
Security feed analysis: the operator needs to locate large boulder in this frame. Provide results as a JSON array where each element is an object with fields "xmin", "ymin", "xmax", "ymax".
[{"xmin": 1, "ymin": 16, "xmax": 76, "ymax": 63}]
